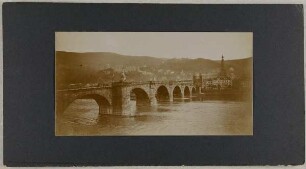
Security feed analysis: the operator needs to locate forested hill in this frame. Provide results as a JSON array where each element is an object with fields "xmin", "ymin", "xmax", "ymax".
[{"xmin": 56, "ymin": 51, "xmax": 252, "ymax": 88}]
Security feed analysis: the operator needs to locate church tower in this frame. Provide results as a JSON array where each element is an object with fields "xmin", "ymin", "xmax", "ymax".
[{"xmin": 220, "ymin": 54, "xmax": 226, "ymax": 77}]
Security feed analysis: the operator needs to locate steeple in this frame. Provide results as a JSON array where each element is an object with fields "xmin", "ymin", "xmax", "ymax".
[
  {"xmin": 220, "ymin": 54, "xmax": 226, "ymax": 77},
  {"xmin": 221, "ymin": 54, "xmax": 224, "ymax": 67}
]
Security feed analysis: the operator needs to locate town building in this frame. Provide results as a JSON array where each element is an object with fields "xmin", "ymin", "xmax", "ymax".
[{"xmin": 193, "ymin": 55, "xmax": 233, "ymax": 91}]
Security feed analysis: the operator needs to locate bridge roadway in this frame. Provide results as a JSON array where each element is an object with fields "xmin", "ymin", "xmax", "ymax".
[{"xmin": 56, "ymin": 80, "xmax": 198, "ymax": 116}]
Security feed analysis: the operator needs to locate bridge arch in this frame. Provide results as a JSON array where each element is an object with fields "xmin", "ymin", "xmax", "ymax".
[
  {"xmin": 173, "ymin": 86, "xmax": 183, "ymax": 98},
  {"xmin": 156, "ymin": 85, "xmax": 170, "ymax": 102},
  {"xmin": 130, "ymin": 88, "xmax": 150, "ymax": 106},
  {"xmin": 59, "ymin": 94, "xmax": 112, "ymax": 115},
  {"xmin": 184, "ymin": 86, "xmax": 191, "ymax": 98}
]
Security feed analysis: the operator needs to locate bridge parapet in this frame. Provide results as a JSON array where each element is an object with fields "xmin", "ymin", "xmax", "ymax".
[
  {"xmin": 57, "ymin": 86, "xmax": 112, "ymax": 92},
  {"xmin": 112, "ymin": 80, "xmax": 193, "ymax": 86},
  {"xmin": 175, "ymin": 80, "xmax": 193, "ymax": 86}
]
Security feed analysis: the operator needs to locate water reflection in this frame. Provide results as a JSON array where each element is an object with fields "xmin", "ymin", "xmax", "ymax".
[{"xmin": 56, "ymin": 98, "xmax": 252, "ymax": 136}]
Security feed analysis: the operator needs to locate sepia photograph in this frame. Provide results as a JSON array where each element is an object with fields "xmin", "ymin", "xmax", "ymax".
[
  {"xmin": 3, "ymin": 2, "xmax": 305, "ymax": 166},
  {"xmin": 55, "ymin": 32, "xmax": 253, "ymax": 136}
]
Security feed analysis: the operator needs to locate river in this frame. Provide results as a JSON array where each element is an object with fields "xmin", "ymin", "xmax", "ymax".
[{"xmin": 56, "ymin": 98, "xmax": 252, "ymax": 136}]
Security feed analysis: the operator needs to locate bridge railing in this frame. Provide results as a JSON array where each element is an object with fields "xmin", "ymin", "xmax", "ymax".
[
  {"xmin": 112, "ymin": 81, "xmax": 168, "ymax": 86},
  {"xmin": 128, "ymin": 80, "xmax": 193, "ymax": 86},
  {"xmin": 57, "ymin": 84, "xmax": 112, "ymax": 92},
  {"xmin": 58, "ymin": 80, "xmax": 194, "ymax": 91},
  {"xmin": 173, "ymin": 80, "xmax": 193, "ymax": 85}
]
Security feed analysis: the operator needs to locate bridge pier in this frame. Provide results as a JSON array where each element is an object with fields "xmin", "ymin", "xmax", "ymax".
[
  {"xmin": 169, "ymin": 94, "xmax": 174, "ymax": 102},
  {"xmin": 55, "ymin": 93, "xmax": 72, "ymax": 117},
  {"xmin": 112, "ymin": 82, "xmax": 163, "ymax": 116},
  {"xmin": 149, "ymin": 95, "xmax": 157, "ymax": 105},
  {"xmin": 188, "ymin": 87, "xmax": 193, "ymax": 98},
  {"xmin": 148, "ymin": 87, "xmax": 157, "ymax": 105},
  {"xmin": 112, "ymin": 82, "xmax": 134, "ymax": 116},
  {"xmin": 181, "ymin": 92, "xmax": 185, "ymax": 99},
  {"xmin": 55, "ymin": 101, "xmax": 66, "ymax": 117}
]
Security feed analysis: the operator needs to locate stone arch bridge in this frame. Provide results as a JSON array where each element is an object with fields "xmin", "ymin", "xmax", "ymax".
[{"xmin": 56, "ymin": 80, "xmax": 198, "ymax": 116}]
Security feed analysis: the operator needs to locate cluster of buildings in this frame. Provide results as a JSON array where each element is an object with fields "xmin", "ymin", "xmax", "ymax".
[
  {"xmin": 99, "ymin": 55, "xmax": 251, "ymax": 92},
  {"xmin": 193, "ymin": 55, "xmax": 251, "ymax": 92},
  {"xmin": 102, "ymin": 64, "xmax": 193, "ymax": 82}
]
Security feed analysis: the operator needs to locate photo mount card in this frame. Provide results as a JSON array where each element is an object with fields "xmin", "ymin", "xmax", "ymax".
[{"xmin": 3, "ymin": 3, "xmax": 305, "ymax": 166}]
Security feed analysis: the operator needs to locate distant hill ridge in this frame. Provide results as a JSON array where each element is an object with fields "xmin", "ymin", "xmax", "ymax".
[
  {"xmin": 56, "ymin": 51, "xmax": 165, "ymax": 67},
  {"xmin": 56, "ymin": 51, "xmax": 251, "ymax": 66},
  {"xmin": 56, "ymin": 51, "xmax": 252, "ymax": 87}
]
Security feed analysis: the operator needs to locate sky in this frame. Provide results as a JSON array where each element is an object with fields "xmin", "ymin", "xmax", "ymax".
[{"xmin": 55, "ymin": 32, "xmax": 252, "ymax": 60}]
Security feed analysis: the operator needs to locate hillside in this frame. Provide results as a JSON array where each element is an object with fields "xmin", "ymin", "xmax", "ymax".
[
  {"xmin": 56, "ymin": 51, "xmax": 252, "ymax": 88},
  {"xmin": 56, "ymin": 51, "xmax": 164, "ymax": 69}
]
